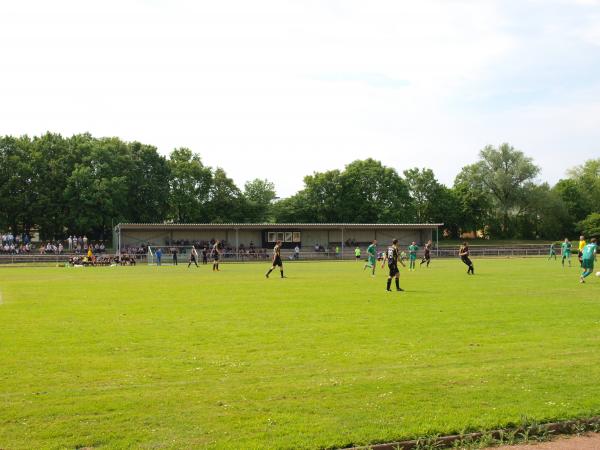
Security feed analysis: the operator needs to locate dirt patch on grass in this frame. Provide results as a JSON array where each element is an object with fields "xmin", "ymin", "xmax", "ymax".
[{"xmin": 490, "ymin": 433, "xmax": 600, "ymax": 450}]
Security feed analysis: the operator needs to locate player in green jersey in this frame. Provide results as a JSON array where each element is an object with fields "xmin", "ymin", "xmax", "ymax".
[
  {"xmin": 408, "ymin": 241, "xmax": 418, "ymax": 271},
  {"xmin": 548, "ymin": 243, "xmax": 557, "ymax": 260},
  {"xmin": 363, "ymin": 240, "xmax": 378, "ymax": 276},
  {"xmin": 561, "ymin": 238, "xmax": 572, "ymax": 267},
  {"xmin": 580, "ymin": 238, "xmax": 597, "ymax": 283},
  {"xmin": 354, "ymin": 246, "xmax": 361, "ymax": 261}
]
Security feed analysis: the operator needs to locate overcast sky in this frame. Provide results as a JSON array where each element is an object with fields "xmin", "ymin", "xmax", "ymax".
[{"xmin": 1, "ymin": 0, "xmax": 599, "ymax": 196}]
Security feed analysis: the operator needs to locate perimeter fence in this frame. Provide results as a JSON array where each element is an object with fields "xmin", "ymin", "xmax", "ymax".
[{"xmin": 0, "ymin": 244, "xmax": 561, "ymax": 267}]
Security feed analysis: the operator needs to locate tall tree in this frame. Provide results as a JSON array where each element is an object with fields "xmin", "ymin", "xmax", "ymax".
[
  {"xmin": 205, "ymin": 168, "xmax": 245, "ymax": 222},
  {"xmin": 243, "ymin": 179, "xmax": 276, "ymax": 222},
  {"xmin": 0, "ymin": 135, "xmax": 35, "ymax": 235},
  {"xmin": 127, "ymin": 142, "xmax": 171, "ymax": 223},
  {"xmin": 167, "ymin": 148, "xmax": 213, "ymax": 223},
  {"xmin": 453, "ymin": 164, "xmax": 493, "ymax": 236},
  {"xmin": 457, "ymin": 143, "xmax": 540, "ymax": 237},
  {"xmin": 339, "ymin": 159, "xmax": 412, "ymax": 223},
  {"xmin": 63, "ymin": 137, "xmax": 131, "ymax": 239}
]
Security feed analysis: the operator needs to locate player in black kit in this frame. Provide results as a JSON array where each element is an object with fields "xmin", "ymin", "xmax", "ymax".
[
  {"xmin": 382, "ymin": 239, "xmax": 405, "ymax": 291},
  {"xmin": 265, "ymin": 240, "xmax": 284, "ymax": 278},
  {"xmin": 459, "ymin": 242, "xmax": 474, "ymax": 274},
  {"xmin": 211, "ymin": 240, "xmax": 221, "ymax": 271},
  {"xmin": 188, "ymin": 246, "xmax": 199, "ymax": 268},
  {"xmin": 420, "ymin": 239, "xmax": 432, "ymax": 268}
]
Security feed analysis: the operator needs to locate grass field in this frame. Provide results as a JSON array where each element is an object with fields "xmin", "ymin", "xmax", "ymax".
[{"xmin": 1, "ymin": 258, "xmax": 599, "ymax": 449}]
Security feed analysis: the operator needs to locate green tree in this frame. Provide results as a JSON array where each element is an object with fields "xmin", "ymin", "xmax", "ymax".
[
  {"xmin": 456, "ymin": 143, "xmax": 540, "ymax": 237},
  {"xmin": 63, "ymin": 137, "xmax": 131, "ymax": 239},
  {"xmin": 30, "ymin": 133, "xmax": 74, "ymax": 239},
  {"xmin": 168, "ymin": 148, "xmax": 213, "ymax": 223},
  {"xmin": 126, "ymin": 142, "xmax": 171, "ymax": 223},
  {"xmin": 577, "ymin": 212, "xmax": 600, "ymax": 237},
  {"xmin": 516, "ymin": 183, "xmax": 570, "ymax": 239},
  {"xmin": 339, "ymin": 159, "xmax": 412, "ymax": 222},
  {"xmin": 453, "ymin": 164, "xmax": 492, "ymax": 236},
  {"xmin": 301, "ymin": 170, "xmax": 344, "ymax": 222},
  {"xmin": 243, "ymin": 179, "xmax": 277, "ymax": 222},
  {"xmin": 0, "ymin": 135, "xmax": 36, "ymax": 236},
  {"xmin": 205, "ymin": 168, "xmax": 245, "ymax": 222}
]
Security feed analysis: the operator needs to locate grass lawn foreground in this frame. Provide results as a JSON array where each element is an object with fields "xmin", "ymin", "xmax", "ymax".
[{"xmin": 1, "ymin": 258, "xmax": 599, "ymax": 449}]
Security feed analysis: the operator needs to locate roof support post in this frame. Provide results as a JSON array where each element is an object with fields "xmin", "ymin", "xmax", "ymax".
[
  {"xmin": 341, "ymin": 227, "xmax": 344, "ymax": 260},
  {"xmin": 235, "ymin": 228, "xmax": 239, "ymax": 261}
]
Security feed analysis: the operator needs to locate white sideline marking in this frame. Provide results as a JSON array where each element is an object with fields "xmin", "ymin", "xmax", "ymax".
[{"xmin": 0, "ymin": 291, "xmax": 3, "ymax": 305}]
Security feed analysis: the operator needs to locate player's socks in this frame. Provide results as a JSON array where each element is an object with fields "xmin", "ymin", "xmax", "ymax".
[
  {"xmin": 266, "ymin": 268, "xmax": 272, "ymax": 278},
  {"xmin": 280, "ymin": 271, "xmax": 284, "ymax": 278},
  {"xmin": 386, "ymin": 279, "xmax": 391, "ymax": 291},
  {"xmin": 582, "ymin": 269, "xmax": 592, "ymax": 279},
  {"xmin": 395, "ymin": 278, "xmax": 401, "ymax": 291}
]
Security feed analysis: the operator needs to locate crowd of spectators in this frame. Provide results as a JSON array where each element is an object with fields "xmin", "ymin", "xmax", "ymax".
[
  {"xmin": 1, "ymin": 232, "xmax": 109, "ymax": 256},
  {"xmin": 69, "ymin": 254, "xmax": 136, "ymax": 267},
  {"xmin": 1, "ymin": 233, "xmax": 33, "ymax": 254}
]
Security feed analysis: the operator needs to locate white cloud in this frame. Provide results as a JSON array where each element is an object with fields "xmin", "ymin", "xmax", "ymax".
[{"xmin": 0, "ymin": 0, "xmax": 599, "ymax": 195}]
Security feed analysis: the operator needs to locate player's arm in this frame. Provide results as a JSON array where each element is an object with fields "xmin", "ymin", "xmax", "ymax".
[{"xmin": 381, "ymin": 253, "xmax": 387, "ymax": 269}]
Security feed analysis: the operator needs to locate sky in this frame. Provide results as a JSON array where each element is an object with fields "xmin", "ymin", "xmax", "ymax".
[{"xmin": 1, "ymin": 0, "xmax": 600, "ymax": 197}]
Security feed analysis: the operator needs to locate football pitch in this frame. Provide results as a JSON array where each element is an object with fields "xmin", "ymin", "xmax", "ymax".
[{"xmin": 1, "ymin": 258, "xmax": 599, "ymax": 449}]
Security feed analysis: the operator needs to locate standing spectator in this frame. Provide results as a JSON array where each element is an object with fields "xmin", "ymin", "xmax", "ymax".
[
  {"xmin": 294, "ymin": 245, "xmax": 300, "ymax": 260},
  {"xmin": 67, "ymin": 235, "xmax": 73, "ymax": 251},
  {"xmin": 156, "ymin": 248, "xmax": 162, "ymax": 266},
  {"xmin": 172, "ymin": 247, "xmax": 178, "ymax": 265},
  {"xmin": 58, "ymin": 243, "xmax": 64, "ymax": 254},
  {"xmin": 83, "ymin": 235, "xmax": 88, "ymax": 250}
]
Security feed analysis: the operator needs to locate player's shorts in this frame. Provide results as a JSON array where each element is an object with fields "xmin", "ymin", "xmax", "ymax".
[
  {"xmin": 273, "ymin": 256, "xmax": 283, "ymax": 267},
  {"xmin": 368, "ymin": 255, "xmax": 376, "ymax": 266},
  {"xmin": 582, "ymin": 258, "xmax": 594, "ymax": 270},
  {"xmin": 213, "ymin": 254, "xmax": 220, "ymax": 261},
  {"xmin": 461, "ymin": 256, "xmax": 472, "ymax": 266},
  {"xmin": 409, "ymin": 254, "xmax": 417, "ymax": 260},
  {"xmin": 388, "ymin": 263, "xmax": 399, "ymax": 277},
  {"xmin": 423, "ymin": 252, "xmax": 431, "ymax": 260},
  {"xmin": 190, "ymin": 255, "xmax": 197, "ymax": 262}
]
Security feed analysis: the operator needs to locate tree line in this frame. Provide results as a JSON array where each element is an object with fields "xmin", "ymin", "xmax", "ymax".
[{"xmin": 1, "ymin": 133, "xmax": 598, "ymax": 241}]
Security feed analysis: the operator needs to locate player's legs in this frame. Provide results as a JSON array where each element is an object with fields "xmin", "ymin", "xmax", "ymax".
[
  {"xmin": 580, "ymin": 260, "xmax": 594, "ymax": 282},
  {"xmin": 265, "ymin": 264, "xmax": 275, "ymax": 278},
  {"xmin": 462, "ymin": 256, "xmax": 474, "ymax": 274},
  {"xmin": 394, "ymin": 273, "xmax": 403, "ymax": 291}
]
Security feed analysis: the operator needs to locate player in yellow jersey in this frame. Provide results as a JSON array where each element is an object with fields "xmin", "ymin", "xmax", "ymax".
[{"xmin": 578, "ymin": 235, "xmax": 586, "ymax": 267}]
